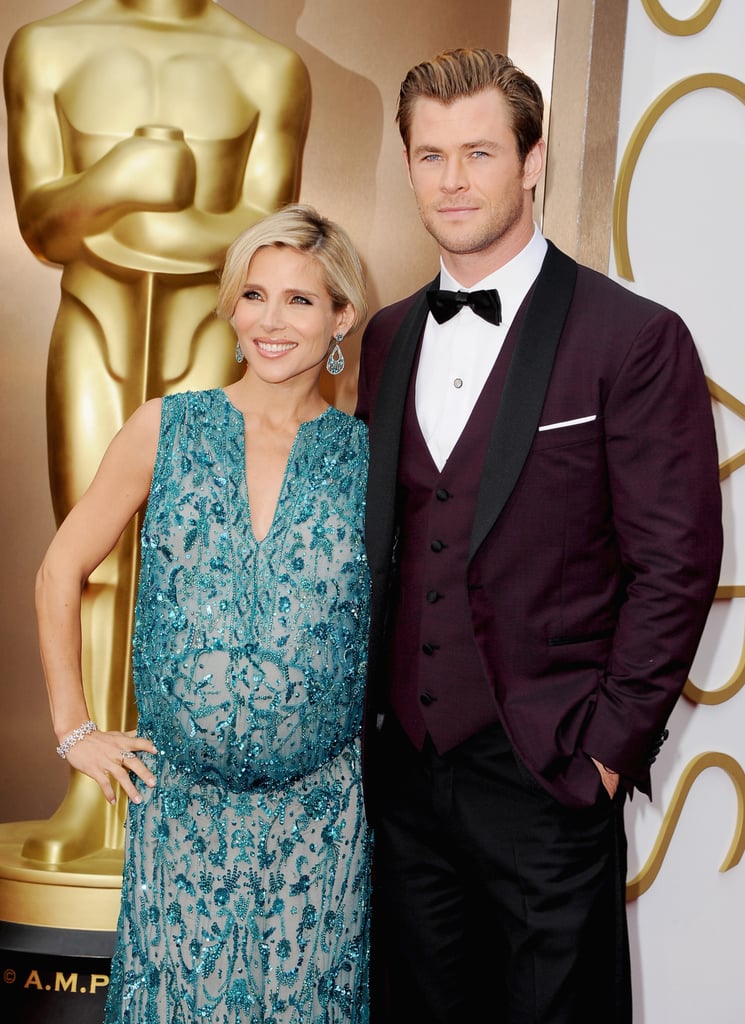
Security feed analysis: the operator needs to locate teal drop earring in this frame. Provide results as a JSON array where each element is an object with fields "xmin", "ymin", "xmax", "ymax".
[{"xmin": 326, "ymin": 333, "xmax": 344, "ymax": 375}]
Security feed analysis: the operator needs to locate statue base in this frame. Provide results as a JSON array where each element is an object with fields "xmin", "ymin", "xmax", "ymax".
[
  {"xmin": 0, "ymin": 820, "xmax": 121, "ymax": 1019},
  {"xmin": 1, "ymin": 921, "xmax": 115, "ymax": 1021}
]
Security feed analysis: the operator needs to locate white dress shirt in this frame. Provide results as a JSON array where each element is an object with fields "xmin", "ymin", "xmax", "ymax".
[{"xmin": 415, "ymin": 226, "xmax": 548, "ymax": 470}]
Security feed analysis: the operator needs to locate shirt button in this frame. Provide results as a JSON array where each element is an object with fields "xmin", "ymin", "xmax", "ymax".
[
  {"xmin": 422, "ymin": 643, "xmax": 438, "ymax": 655},
  {"xmin": 419, "ymin": 692, "xmax": 436, "ymax": 706},
  {"xmin": 453, "ymin": 378, "xmax": 463, "ymax": 389},
  {"xmin": 426, "ymin": 590, "xmax": 441, "ymax": 604},
  {"xmin": 436, "ymin": 488, "xmax": 450, "ymax": 501},
  {"xmin": 430, "ymin": 539, "xmax": 445, "ymax": 552}
]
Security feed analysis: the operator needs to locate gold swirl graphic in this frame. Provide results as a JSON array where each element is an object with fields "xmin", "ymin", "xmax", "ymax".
[
  {"xmin": 707, "ymin": 379, "xmax": 745, "ymax": 482},
  {"xmin": 641, "ymin": 0, "xmax": 721, "ymax": 35},
  {"xmin": 613, "ymin": 74, "xmax": 745, "ymax": 281},
  {"xmin": 684, "ymin": 599, "xmax": 745, "ymax": 705},
  {"xmin": 627, "ymin": 752, "xmax": 745, "ymax": 901},
  {"xmin": 682, "ymin": 379, "xmax": 745, "ymax": 704}
]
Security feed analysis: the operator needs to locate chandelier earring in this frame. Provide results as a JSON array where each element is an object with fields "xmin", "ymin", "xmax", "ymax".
[
  {"xmin": 235, "ymin": 340, "xmax": 244, "ymax": 364},
  {"xmin": 326, "ymin": 333, "xmax": 345, "ymax": 375}
]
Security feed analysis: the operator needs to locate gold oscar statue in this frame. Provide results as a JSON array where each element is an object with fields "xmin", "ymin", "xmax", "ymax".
[{"xmin": 2, "ymin": 0, "xmax": 309, "ymax": 909}]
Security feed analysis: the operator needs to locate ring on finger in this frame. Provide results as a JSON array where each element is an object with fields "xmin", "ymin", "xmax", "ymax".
[{"xmin": 120, "ymin": 750, "xmax": 137, "ymax": 766}]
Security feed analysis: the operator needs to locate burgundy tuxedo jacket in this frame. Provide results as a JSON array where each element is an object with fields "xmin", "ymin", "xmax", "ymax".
[{"xmin": 356, "ymin": 241, "xmax": 722, "ymax": 813}]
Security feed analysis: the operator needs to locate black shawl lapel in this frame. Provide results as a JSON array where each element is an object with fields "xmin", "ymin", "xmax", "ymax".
[
  {"xmin": 365, "ymin": 280, "xmax": 434, "ymax": 574},
  {"xmin": 469, "ymin": 242, "xmax": 578, "ymax": 560}
]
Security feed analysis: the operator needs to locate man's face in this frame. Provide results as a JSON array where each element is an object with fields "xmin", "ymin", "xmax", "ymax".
[{"xmin": 405, "ymin": 88, "xmax": 543, "ymax": 266}]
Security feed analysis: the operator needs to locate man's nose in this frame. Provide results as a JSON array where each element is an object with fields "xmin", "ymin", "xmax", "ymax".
[{"xmin": 440, "ymin": 158, "xmax": 468, "ymax": 192}]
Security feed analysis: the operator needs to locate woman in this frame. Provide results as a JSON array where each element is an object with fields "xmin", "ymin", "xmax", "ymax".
[{"xmin": 35, "ymin": 205, "xmax": 371, "ymax": 1023}]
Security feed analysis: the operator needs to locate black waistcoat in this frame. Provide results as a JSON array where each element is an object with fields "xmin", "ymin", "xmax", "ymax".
[{"xmin": 389, "ymin": 317, "xmax": 522, "ymax": 753}]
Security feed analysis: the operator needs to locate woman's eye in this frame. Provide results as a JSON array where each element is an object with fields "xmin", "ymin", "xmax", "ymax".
[
  {"xmin": 242, "ymin": 289, "xmax": 262, "ymax": 301},
  {"xmin": 290, "ymin": 295, "xmax": 311, "ymax": 305}
]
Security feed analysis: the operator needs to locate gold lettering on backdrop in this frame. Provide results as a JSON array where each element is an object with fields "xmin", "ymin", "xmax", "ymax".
[
  {"xmin": 614, "ymin": 0, "xmax": 744, "ymax": 915},
  {"xmin": 641, "ymin": 0, "xmax": 721, "ymax": 35},
  {"xmin": 682, "ymin": 381, "xmax": 745, "ymax": 704},
  {"xmin": 684, "ymin": 590, "xmax": 745, "ymax": 705},
  {"xmin": 707, "ymin": 379, "xmax": 745, "ymax": 482},
  {"xmin": 627, "ymin": 753, "xmax": 745, "ymax": 901},
  {"xmin": 613, "ymin": 73, "xmax": 745, "ymax": 281}
]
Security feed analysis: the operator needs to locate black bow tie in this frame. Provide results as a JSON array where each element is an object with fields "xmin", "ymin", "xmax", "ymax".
[{"xmin": 426, "ymin": 287, "xmax": 502, "ymax": 326}]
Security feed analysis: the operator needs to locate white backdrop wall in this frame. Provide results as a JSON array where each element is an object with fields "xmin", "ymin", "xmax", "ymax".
[{"xmin": 612, "ymin": 2, "xmax": 745, "ymax": 1021}]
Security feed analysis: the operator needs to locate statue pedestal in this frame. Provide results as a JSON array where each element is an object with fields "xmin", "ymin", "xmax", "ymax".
[
  {"xmin": 0, "ymin": 820, "xmax": 121, "ymax": 1020},
  {"xmin": 1, "ymin": 922, "xmax": 115, "ymax": 1022}
]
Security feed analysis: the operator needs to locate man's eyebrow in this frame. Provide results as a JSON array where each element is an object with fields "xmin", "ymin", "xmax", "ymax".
[
  {"xmin": 462, "ymin": 139, "xmax": 499, "ymax": 150},
  {"xmin": 411, "ymin": 142, "xmax": 443, "ymax": 157},
  {"xmin": 411, "ymin": 139, "xmax": 500, "ymax": 156}
]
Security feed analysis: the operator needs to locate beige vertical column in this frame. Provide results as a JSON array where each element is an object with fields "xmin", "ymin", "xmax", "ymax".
[
  {"xmin": 542, "ymin": 0, "xmax": 629, "ymax": 271},
  {"xmin": 507, "ymin": 0, "xmax": 559, "ymax": 225}
]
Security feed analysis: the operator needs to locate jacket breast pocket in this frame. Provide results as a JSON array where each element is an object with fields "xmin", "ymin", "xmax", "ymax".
[{"xmin": 531, "ymin": 414, "xmax": 603, "ymax": 453}]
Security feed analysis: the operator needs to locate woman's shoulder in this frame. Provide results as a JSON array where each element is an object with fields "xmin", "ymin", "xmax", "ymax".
[
  {"xmin": 314, "ymin": 408, "xmax": 368, "ymax": 495},
  {"xmin": 322, "ymin": 407, "xmax": 369, "ymax": 458},
  {"xmin": 161, "ymin": 387, "xmax": 222, "ymax": 410},
  {"xmin": 159, "ymin": 388, "xmax": 233, "ymax": 425},
  {"xmin": 120, "ymin": 397, "xmax": 162, "ymax": 450},
  {"xmin": 323, "ymin": 405, "xmax": 368, "ymax": 439}
]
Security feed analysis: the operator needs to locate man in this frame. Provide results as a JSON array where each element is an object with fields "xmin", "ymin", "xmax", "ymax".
[{"xmin": 356, "ymin": 49, "xmax": 722, "ymax": 1023}]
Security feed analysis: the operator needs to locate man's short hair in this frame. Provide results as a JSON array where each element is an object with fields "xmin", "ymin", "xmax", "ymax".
[{"xmin": 397, "ymin": 48, "xmax": 544, "ymax": 163}]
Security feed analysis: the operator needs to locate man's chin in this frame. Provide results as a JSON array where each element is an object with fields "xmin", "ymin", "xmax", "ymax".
[{"xmin": 427, "ymin": 229, "xmax": 488, "ymax": 256}]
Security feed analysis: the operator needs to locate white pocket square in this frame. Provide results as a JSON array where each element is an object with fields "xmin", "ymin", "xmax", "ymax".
[{"xmin": 538, "ymin": 414, "xmax": 597, "ymax": 432}]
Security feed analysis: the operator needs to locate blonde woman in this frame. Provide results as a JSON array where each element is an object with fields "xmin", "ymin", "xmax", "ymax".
[{"xmin": 36, "ymin": 205, "xmax": 371, "ymax": 1022}]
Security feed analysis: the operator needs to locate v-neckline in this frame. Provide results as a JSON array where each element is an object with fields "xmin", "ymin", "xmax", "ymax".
[{"xmin": 218, "ymin": 389, "xmax": 333, "ymax": 545}]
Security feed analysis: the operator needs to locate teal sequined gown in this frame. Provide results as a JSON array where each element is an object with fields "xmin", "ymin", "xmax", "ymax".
[{"xmin": 105, "ymin": 390, "xmax": 371, "ymax": 1024}]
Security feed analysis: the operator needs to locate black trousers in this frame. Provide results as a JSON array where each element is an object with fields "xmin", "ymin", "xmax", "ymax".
[{"xmin": 371, "ymin": 716, "xmax": 632, "ymax": 1024}]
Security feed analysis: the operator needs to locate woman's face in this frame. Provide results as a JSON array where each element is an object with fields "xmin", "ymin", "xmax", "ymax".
[{"xmin": 232, "ymin": 246, "xmax": 352, "ymax": 387}]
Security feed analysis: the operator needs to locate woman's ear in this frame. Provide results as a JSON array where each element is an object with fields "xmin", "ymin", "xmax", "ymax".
[{"xmin": 336, "ymin": 303, "xmax": 356, "ymax": 338}]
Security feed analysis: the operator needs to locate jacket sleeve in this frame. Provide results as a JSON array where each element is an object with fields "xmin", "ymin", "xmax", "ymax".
[{"xmin": 580, "ymin": 308, "xmax": 722, "ymax": 792}]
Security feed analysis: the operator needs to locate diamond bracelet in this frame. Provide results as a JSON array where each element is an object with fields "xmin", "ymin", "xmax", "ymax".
[{"xmin": 56, "ymin": 720, "xmax": 98, "ymax": 759}]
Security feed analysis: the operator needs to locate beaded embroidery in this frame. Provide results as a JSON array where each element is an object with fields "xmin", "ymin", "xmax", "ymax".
[{"xmin": 105, "ymin": 391, "xmax": 371, "ymax": 1023}]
